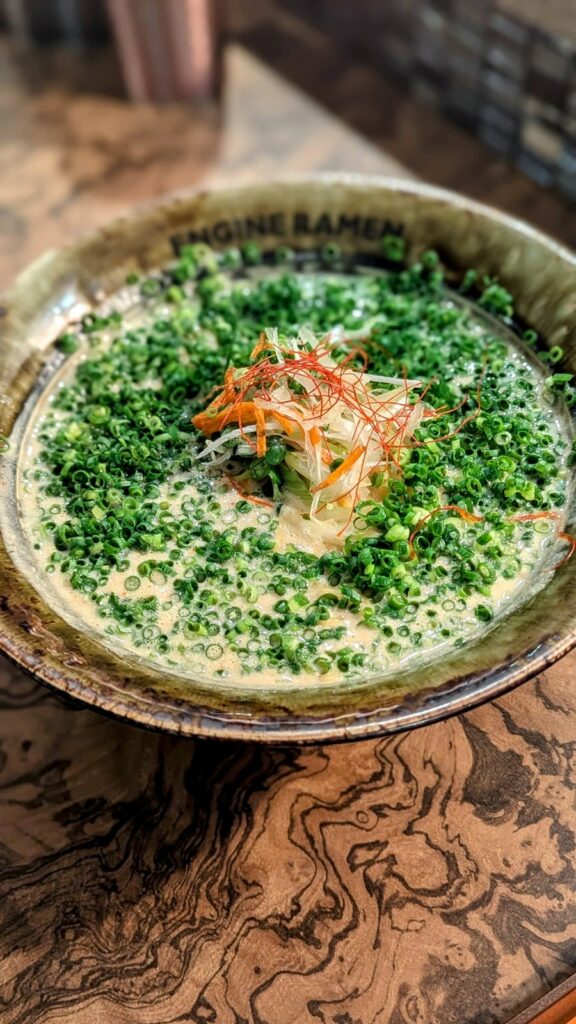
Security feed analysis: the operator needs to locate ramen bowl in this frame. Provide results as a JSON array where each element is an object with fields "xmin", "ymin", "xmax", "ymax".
[{"xmin": 0, "ymin": 177, "xmax": 575, "ymax": 742}]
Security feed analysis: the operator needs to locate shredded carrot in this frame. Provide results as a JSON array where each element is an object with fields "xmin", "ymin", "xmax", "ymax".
[
  {"xmin": 311, "ymin": 445, "xmax": 365, "ymax": 493},
  {"xmin": 255, "ymin": 405, "xmax": 267, "ymax": 457},
  {"xmin": 250, "ymin": 332, "xmax": 269, "ymax": 361},
  {"xmin": 308, "ymin": 426, "xmax": 332, "ymax": 466},
  {"xmin": 206, "ymin": 367, "xmax": 236, "ymax": 411},
  {"xmin": 271, "ymin": 410, "xmax": 297, "ymax": 435},
  {"xmin": 192, "ymin": 400, "xmax": 259, "ymax": 435}
]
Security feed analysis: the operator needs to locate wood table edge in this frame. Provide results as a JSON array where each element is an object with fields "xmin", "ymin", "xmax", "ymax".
[{"xmin": 507, "ymin": 974, "xmax": 576, "ymax": 1024}]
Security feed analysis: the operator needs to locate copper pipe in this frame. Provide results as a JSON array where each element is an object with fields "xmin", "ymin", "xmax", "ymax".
[{"xmin": 107, "ymin": 0, "xmax": 221, "ymax": 102}]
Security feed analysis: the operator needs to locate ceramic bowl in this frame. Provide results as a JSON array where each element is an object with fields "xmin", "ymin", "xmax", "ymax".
[{"xmin": 1, "ymin": 177, "xmax": 575, "ymax": 742}]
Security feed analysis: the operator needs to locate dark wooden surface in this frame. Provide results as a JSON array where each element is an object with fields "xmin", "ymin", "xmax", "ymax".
[{"xmin": 0, "ymin": 10, "xmax": 575, "ymax": 1022}]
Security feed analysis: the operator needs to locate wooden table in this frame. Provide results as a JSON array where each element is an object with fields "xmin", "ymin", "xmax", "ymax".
[{"xmin": 1, "ymin": 12, "xmax": 575, "ymax": 1023}]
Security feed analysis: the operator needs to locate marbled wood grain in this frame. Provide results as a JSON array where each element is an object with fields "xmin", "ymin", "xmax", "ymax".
[{"xmin": 0, "ymin": 654, "xmax": 574, "ymax": 1024}]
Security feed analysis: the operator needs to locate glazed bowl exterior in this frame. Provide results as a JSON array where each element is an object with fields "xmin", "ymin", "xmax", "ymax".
[{"xmin": 0, "ymin": 176, "xmax": 575, "ymax": 742}]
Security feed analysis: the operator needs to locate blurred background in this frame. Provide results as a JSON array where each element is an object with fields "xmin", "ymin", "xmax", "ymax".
[{"xmin": 0, "ymin": 0, "xmax": 574, "ymax": 290}]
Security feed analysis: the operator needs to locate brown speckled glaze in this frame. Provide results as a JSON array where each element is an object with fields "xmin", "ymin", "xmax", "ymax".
[{"xmin": 0, "ymin": 177, "xmax": 575, "ymax": 742}]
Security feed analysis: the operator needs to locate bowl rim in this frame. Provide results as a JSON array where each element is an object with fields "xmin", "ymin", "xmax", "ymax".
[{"xmin": 1, "ymin": 173, "xmax": 575, "ymax": 743}]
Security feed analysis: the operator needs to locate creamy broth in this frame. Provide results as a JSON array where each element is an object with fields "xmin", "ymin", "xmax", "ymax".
[{"xmin": 16, "ymin": 251, "xmax": 573, "ymax": 686}]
